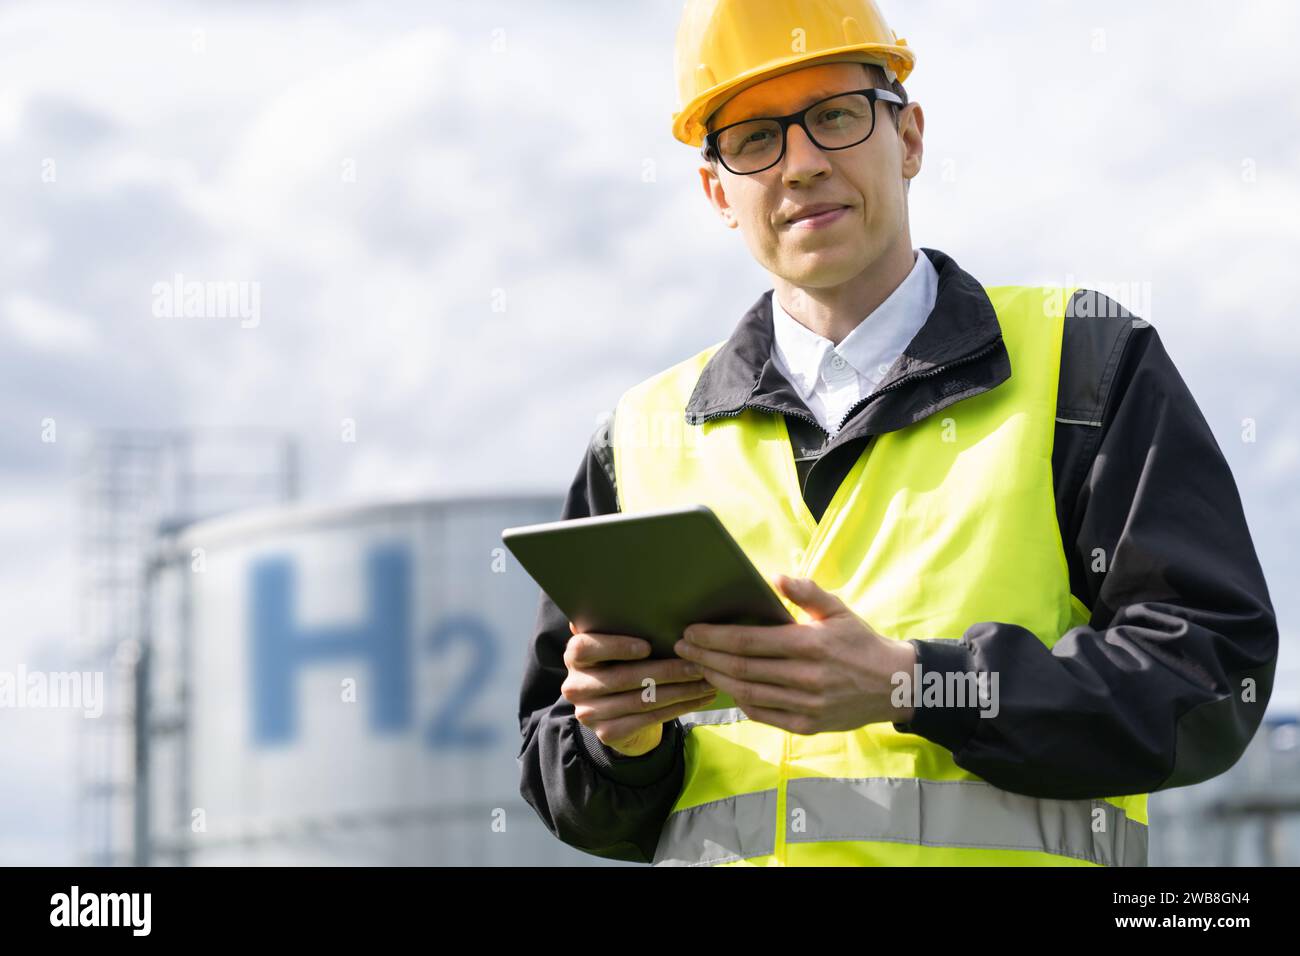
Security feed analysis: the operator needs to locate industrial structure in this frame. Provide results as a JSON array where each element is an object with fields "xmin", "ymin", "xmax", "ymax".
[
  {"xmin": 76, "ymin": 429, "xmax": 298, "ymax": 866},
  {"xmin": 136, "ymin": 493, "xmax": 603, "ymax": 865}
]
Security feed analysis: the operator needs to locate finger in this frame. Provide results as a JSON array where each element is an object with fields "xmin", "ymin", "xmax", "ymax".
[
  {"xmin": 775, "ymin": 575, "xmax": 850, "ymax": 621},
  {"xmin": 567, "ymin": 656, "xmax": 707, "ymax": 699},
  {"xmin": 589, "ymin": 688, "xmax": 720, "ymax": 745},
  {"xmin": 676, "ymin": 644, "xmax": 822, "ymax": 690},
  {"xmin": 564, "ymin": 632, "xmax": 652, "ymax": 667},
  {"xmin": 573, "ymin": 679, "xmax": 716, "ymax": 723},
  {"xmin": 694, "ymin": 666, "xmax": 820, "ymax": 715},
  {"xmin": 569, "ymin": 621, "xmax": 577, "ymax": 635},
  {"xmin": 737, "ymin": 702, "xmax": 817, "ymax": 736},
  {"xmin": 682, "ymin": 622, "xmax": 815, "ymax": 658}
]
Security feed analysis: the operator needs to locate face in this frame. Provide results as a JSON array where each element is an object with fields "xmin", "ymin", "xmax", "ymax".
[{"xmin": 699, "ymin": 61, "xmax": 924, "ymax": 289}]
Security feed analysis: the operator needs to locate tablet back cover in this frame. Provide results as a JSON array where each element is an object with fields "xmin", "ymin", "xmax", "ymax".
[{"xmin": 503, "ymin": 505, "xmax": 794, "ymax": 714}]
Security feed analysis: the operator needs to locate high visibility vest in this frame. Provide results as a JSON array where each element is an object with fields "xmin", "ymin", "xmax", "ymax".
[{"xmin": 611, "ymin": 285, "xmax": 1149, "ymax": 866}]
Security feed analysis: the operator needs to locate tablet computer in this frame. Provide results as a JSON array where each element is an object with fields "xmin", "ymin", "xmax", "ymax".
[{"xmin": 501, "ymin": 504, "xmax": 795, "ymax": 713}]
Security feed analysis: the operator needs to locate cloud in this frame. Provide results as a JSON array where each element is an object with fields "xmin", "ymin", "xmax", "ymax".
[{"xmin": 4, "ymin": 294, "xmax": 99, "ymax": 353}]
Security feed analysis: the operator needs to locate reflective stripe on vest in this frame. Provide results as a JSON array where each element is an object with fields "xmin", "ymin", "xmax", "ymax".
[
  {"xmin": 679, "ymin": 707, "xmax": 748, "ymax": 733},
  {"xmin": 613, "ymin": 285, "xmax": 1149, "ymax": 866},
  {"xmin": 653, "ymin": 777, "xmax": 1148, "ymax": 867}
]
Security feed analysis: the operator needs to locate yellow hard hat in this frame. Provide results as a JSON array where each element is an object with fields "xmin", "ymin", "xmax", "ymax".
[{"xmin": 672, "ymin": 0, "xmax": 915, "ymax": 147}]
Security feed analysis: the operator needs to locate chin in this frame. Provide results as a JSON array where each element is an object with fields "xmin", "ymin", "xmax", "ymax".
[{"xmin": 781, "ymin": 256, "xmax": 863, "ymax": 288}]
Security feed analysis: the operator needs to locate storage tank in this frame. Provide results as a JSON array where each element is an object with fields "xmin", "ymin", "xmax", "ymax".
[
  {"xmin": 140, "ymin": 494, "xmax": 624, "ymax": 866},
  {"xmin": 1147, "ymin": 711, "xmax": 1300, "ymax": 866}
]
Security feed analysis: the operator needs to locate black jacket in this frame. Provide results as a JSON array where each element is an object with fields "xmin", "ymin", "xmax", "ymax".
[{"xmin": 516, "ymin": 247, "xmax": 1279, "ymax": 864}]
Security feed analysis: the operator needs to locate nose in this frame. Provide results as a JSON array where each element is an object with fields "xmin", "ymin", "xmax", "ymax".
[{"xmin": 781, "ymin": 123, "xmax": 832, "ymax": 186}]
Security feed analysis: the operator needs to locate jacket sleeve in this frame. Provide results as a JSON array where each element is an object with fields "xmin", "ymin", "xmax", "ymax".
[
  {"xmin": 893, "ymin": 310, "xmax": 1279, "ymax": 799},
  {"xmin": 516, "ymin": 418, "xmax": 687, "ymax": 863}
]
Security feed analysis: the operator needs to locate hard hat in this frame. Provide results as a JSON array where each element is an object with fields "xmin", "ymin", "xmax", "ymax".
[{"xmin": 672, "ymin": 0, "xmax": 915, "ymax": 147}]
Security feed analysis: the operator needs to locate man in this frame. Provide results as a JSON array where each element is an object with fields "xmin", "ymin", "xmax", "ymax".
[{"xmin": 517, "ymin": 0, "xmax": 1277, "ymax": 866}]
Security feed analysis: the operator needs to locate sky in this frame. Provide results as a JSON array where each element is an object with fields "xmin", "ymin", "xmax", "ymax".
[{"xmin": 1, "ymin": 0, "xmax": 1297, "ymax": 864}]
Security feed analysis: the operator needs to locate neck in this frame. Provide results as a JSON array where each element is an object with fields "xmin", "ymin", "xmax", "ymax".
[{"xmin": 772, "ymin": 237, "xmax": 917, "ymax": 346}]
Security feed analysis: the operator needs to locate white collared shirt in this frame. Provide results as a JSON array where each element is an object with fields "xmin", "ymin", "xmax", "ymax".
[{"xmin": 770, "ymin": 248, "xmax": 939, "ymax": 436}]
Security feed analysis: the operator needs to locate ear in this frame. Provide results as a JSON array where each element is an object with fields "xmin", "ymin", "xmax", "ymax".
[
  {"xmin": 698, "ymin": 162, "xmax": 739, "ymax": 229},
  {"xmin": 898, "ymin": 101, "xmax": 924, "ymax": 183}
]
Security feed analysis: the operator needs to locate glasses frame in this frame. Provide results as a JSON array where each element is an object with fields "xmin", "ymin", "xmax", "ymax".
[{"xmin": 702, "ymin": 87, "xmax": 905, "ymax": 175}]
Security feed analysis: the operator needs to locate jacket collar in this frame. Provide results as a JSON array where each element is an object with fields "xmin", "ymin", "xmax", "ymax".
[
  {"xmin": 770, "ymin": 248, "xmax": 940, "ymax": 401},
  {"xmin": 683, "ymin": 247, "xmax": 1011, "ymax": 447}
]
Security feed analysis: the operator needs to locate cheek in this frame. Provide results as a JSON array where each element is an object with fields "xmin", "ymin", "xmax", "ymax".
[
  {"xmin": 858, "ymin": 178, "xmax": 901, "ymax": 230},
  {"xmin": 743, "ymin": 199, "xmax": 776, "ymax": 236},
  {"xmin": 735, "ymin": 205, "xmax": 779, "ymax": 252}
]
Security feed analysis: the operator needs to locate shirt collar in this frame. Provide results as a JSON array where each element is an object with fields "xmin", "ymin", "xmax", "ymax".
[
  {"xmin": 770, "ymin": 248, "xmax": 939, "ymax": 400},
  {"xmin": 769, "ymin": 297, "xmax": 831, "ymax": 401},
  {"xmin": 684, "ymin": 247, "xmax": 1005, "ymax": 426}
]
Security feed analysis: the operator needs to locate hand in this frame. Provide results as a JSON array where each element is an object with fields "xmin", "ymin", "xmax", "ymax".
[
  {"xmin": 563, "ymin": 622, "xmax": 718, "ymax": 757},
  {"xmin": 673, "ymin": 575, "xmax": 917, "ymax": 734}
]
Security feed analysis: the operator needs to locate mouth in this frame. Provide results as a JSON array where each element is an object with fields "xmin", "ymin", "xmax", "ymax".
[{"xmin": 784, "ymin": 204, "xmax": 852, "ymax": 228}]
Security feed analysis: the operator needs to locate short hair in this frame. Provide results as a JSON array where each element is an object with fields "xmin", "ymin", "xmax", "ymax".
[
  {"xmin": 863, "ymin": 61, "xmax": 908, "ymax": 130},
  {"xmin": 703, "ymin": 61, "xmax": 909, "ymax": 166}
]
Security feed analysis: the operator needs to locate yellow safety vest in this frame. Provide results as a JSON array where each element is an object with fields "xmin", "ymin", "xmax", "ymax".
[{"xmin": 611, "ymin": 285, "xmax": 1149, "ymax": 866}]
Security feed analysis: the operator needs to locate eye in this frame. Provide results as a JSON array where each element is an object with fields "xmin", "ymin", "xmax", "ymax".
[{"xmin": 813, "ymin": 108, "xmax": 853, "ymax": 129}]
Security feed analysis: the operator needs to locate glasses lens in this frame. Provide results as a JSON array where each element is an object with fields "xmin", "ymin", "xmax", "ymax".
[
  {"xmin": 716, "ymin": 119, "xmax": 783, "ymax": 174},
  {"xmin": 804, "ymin": 93, "xmax": 875, "ymax": 149}
]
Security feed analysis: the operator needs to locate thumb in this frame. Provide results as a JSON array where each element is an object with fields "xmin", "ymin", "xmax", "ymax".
[{"xmin": 775, "ymin": 574, "xmax": 849, "ymax": 621}]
